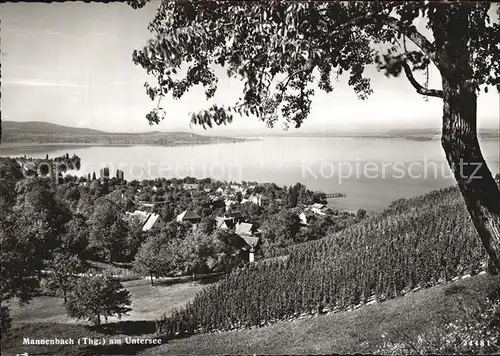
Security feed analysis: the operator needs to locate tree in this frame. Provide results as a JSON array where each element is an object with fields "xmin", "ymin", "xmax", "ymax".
[
  {"xmin": 356, "ymin": 208, "xmax": 367, "ymax": 220},
  {"xmin": 1, "ymin": 216, "xmax": 45, "ymax": 333},
  {"xmin": 60, "ymin": 214, "xmax": 89, "ymax": 256},
  {"xmin": 289, "ymin": 185, "xmax": 298, "ymax": 208},
  {"xmin": 65, "ymin": 273, "xmax": 131, "ymax": 326},
  {"xmin": 87, "ymin": 198, "xmax": 129, "ymax": 262},
  {"xmin": 13, "ymin": 178, "xmax": 72, "ymax": 274},
  {"xmin": 131, "ymin": 1, "xmax": 500, "ymax": 272},
  {"xmin": 161, "ymin": 220, "xmax": 189, "ymax": 241},
  {"xmin": 197, "ymin": 216, "xmax": 217, "ymax": 235},
  {"xmin": 133, "ymin": 234, "xmax": 178, "ymax": 284},
  {"xmin": 240, "ymin": 201, "xmax": 262, "ymax": 225},
  {"xmin": 177, "ymin": 229, "xmax": 237, "ymax": 275},
  {"xmin": 260, "ymin": 209, "xmax": 301, "ymax": 247},
  {"xmin": 45, "ymin": 251, "xmax": 87, "ymax": 303},
  {"xmin": 124, "ymin": 219, "xmax": 147, "ymax": 262},
  {"xmin": 0, "ymin": 158, "xmax": 23, "ymax": 220},
  {"xmin": 0, "ymin": 219, "xmax": 41, "ymax": 302},
  {"xmin": 55, "ymin": 183, "xmax": 81, "ymax": 212},
  {"xmin": 312, "ymin": 191, "xmax": 328, "ymax": 205}
]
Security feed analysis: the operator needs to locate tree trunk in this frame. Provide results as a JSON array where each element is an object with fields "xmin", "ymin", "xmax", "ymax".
[
  {"xmin": 150, "ymin": 273, "xmax": 154, "ymax": 286},
  {"xmin": 433, "ymin": 6, "xmax": 500, "ymax": 274},
  {"xmin": 441, "ymin": 78, "xmax": 500, "ymax": 273}
]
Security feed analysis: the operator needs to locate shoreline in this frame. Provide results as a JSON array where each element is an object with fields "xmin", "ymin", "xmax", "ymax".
[{"xmin": 0, "ymin": 139, "xmax": 260, "ymax": 153}]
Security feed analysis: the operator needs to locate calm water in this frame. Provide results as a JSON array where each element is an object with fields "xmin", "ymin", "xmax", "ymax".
[{"xmin": 1, "ymin": 137, "xmax": 499, "ymax": 212}]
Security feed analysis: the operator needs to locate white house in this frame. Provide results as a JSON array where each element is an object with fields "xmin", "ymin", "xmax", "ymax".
[
  {"xmin": 309, "ymin": 203, "xmax": 329, "ymax": 215},
  {"xmin": 125, "ymin": 210, "xmax": 166, "ymax": 232}
]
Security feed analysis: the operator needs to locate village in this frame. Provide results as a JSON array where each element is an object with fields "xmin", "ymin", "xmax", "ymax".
[
  {"xmin": 45, "ymin": 161, "xmax": 353, "ymax": 265},
  {"xmin": 109, "ymin": 168, "xmax": 350, "ymax": 263}
]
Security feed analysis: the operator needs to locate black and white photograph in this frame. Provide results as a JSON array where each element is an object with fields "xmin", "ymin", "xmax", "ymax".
[{"xmin": 1, "ymin": 1, "xmax": 499, "ymax": 355}]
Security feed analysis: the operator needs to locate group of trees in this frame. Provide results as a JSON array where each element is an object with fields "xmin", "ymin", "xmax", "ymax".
[
  {"xmin": 133, "ymin": 225, "xmax": 242, "ymax": 285},
  {"xmin": 0, "ymin": 158, "xmax": 133, "ymax": 331}
]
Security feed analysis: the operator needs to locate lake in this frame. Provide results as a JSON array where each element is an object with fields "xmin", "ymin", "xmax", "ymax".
[{"xmin": 1, "ymin": 137, "xmax": 499, "ymax": 212}]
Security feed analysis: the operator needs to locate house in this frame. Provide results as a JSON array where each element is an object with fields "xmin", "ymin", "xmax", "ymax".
[
  {"xmin": 203, "ymin": 187, "xmax": 212, "ymax": 193},
  {"xmin": 126, "ymin": 210, "xmax": 149, "ymax": 223},
  {"xmin": 215, "ymin": 216, "xmax": 236, "ymax": 231},
  {"xmin": 176, "ymin": 209, "xmax": 201, "ymax": 224},
  {"xmin": 234, "ymin": 222, "xmax": 260, "ymax": 263},
  {"xmin": 234, "ymin": 222, "xmax": 259, "ymax": 236},
  {"xmin": 309, "ymin": 203, "xmax": 330, "ymax": 215},
  {"xmin": 227, "ymin": 209, "xmax": 243, "ymax": 221},
  {"xmin": 183, "ymin": 183, "xmax": 199, "ymax": 191},
  {"xmin": 299, "ymin": 212, "xmax": 310, "ymax": 226},
  {"xmin": 248, "ymin": 194, "xmax": 260, "ymax": 205},
  {"xmin": 152, "ymin": 186, "xmax": 158, "ymax": 192},
  {"xmin": 248, "ymin": 194, "xmax": 269, "ymax": 207},
  {"xmin": 230, "ymin": 184, "xmax": 247, "ymax": 194},
  {"xmin": 215, "ymin": 187, "xmax": 224, "ymax": 195},
  {"xmin": 225, "ymin": 199, "xmax": 237, "ymax": 211},
  {"xmin": 142, "ymin": 213, "xmax": 166, "ymax": 232},
  {"xmin": 210, "ymin": 196, "xmax": 225, "ymax": 209},
  {"xmin": 139, "ymin": 202, "xmax": 154, "ymax": 210},
  {"xmin": 125, "ymin": 210, "xmax": 166, "ymax": 232}
]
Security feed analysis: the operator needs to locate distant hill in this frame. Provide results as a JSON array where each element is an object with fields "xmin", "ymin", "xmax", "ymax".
[
  {"xmin": 1, "ymin": 121, "xmax": 251, "ymax": 146},
  {"xmin": 3, "ymin": 121, "xmax": 107, "ymax": 136}
]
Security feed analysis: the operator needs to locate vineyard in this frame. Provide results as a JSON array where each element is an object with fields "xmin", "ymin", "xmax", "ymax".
[{"xmin": 157, "ymin": 187, "xmax": 488, "ymax": 336}]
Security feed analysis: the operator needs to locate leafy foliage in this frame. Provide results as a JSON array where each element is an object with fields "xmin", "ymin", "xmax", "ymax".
[
  {"xmin": 133, "ymin": 233, "xmax": 178, "ymax": 284},
  {"xmin": 65, "ymin": 273, "xmax": 132, "ymax": 326},
  {"xmin": 0, "ymin": 158, "xmax": 23, "ymax": 219},
  {"xmin": 60, "ymin": 214, "xmax": 89, "ymax": 257},
  {"xmin": 44, "ymin": 251, "xmax": 87, "ymax": 303},
  {"xmin": 133, "ymin": 2, "xmax": 500, "ymax": 128},
  {"xmin": 259, "ymin": 209, "xmax": 301, "ymax": 254},
  {"xmin": 0, "ymin": 219, "xmax": 41, "ymax": 304},
  {"xmin": 87, "ymin": 198, "xmax": 129, "ymax": 262}
]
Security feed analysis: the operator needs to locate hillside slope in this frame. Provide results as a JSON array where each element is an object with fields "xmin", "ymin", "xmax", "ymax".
[
  {"xmin": 140, "ymin": 273, "xmax": 499, "ymax": 355},
  {"xmin": 155, "ymin": 186, "xmax": 489, "ymax": 336},
  {"xmin": 3, "ymin": 121, "xmax": 106, "ymax": 135}
]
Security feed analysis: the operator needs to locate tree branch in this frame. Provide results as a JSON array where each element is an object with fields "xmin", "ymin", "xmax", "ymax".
[
  {"xmin": 402, "ymin": 61, "xmax": 443, "ymax": 98},
  {"xmin": 320, "ymin": 9, "xmax": 442, "ymax": 98},
  {"xmin": 320, "ymin": 10, "xmax": 438, "ymax": 66},
  {"xmin": 279, "ymin": 66, "xmax": 315, "ymax": 91},
  {"xmin": 383, "ymin": 16, "xmax": 438, "ymax": 66}
]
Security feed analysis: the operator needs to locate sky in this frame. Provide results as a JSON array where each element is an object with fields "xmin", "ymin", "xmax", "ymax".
[{"xmin": 1, "ymin": 1, "xmax": 499, "ymax": 135}]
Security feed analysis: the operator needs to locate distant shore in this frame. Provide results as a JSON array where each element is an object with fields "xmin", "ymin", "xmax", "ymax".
[{"xmin": 0, "ymin": 139, "xmax": 259, "ymax": 156}]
